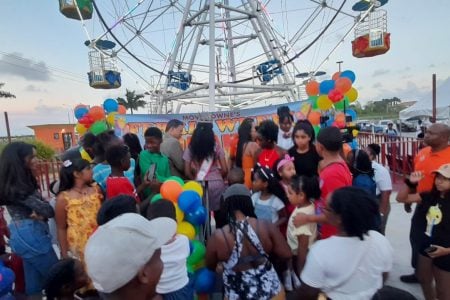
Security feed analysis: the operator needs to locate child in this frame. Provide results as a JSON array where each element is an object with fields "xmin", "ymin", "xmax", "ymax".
[
  {"xmin": 44, "ymin": 258, "xmax": 90, "ymax": 300},
  {"xmin": 251, "ymin": 164, "xmax": 288, "ymax": 228},
  {"xmin": 97, "ymin": 195, "xmax": 138, "ymax": 226},
  {"xmin": 55, "ymin": 159, "xmax": 103, "ymax": 270},
  {"xmin": 286, "ymin": 176, "xmax": 321, "ymax": 288},
  {"xmin": 139, "ymin": 127, "xmax": 171, "ymax": 198},
  {"xmin": 275, "ymin": 154, "xmax": 297, "ymax": 194},
  {"xmin": 397, "ymin": 164, "xmax": 450, "ymax": 300},
  {"xmin": 105, "ymin": 144, "xmax": 148, "ymax": 202},
  {"xmin": 256, "ymin": 120, "xmax": 286, "ymax": 169},
  {"xmin": 146, "ymin": 199, "xmax": 193, "ymax": 300},
  {"xmin": 228, "ymin": 167, "xmax": 245, "ymax": 185}
]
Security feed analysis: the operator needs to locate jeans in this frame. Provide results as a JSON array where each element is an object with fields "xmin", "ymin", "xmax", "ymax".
[{"xmin": 8, "ymin": 219, "xmax": 58, "ymax": 295}]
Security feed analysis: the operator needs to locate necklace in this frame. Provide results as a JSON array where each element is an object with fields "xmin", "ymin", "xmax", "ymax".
[
  {"xmin": 73, "ymin": 187, "xmax": 88, "ymax": 195},
  {"xmin": 263, "ymin": 149, "xmax": 276, "ymax": 163}
]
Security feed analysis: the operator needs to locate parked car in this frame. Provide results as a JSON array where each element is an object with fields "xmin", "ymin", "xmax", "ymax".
[{"xmin": 399, "ymin": 121, "xmax": 416, "ymax": 132}]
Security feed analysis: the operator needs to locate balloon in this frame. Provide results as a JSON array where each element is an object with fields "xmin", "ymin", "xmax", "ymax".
[
  {"xmin": 150, "ymin": 193, "xmax": 162, "ymax": 203},
  {"xmin": 307, "ymin": 111, "xmax": 321, "ymax": 126},
  {"xmin": 194, "ymin": 268, "xmax": 216, "ymax": 293},
  {"xmin": 334, "ymin": 121, "xmax": 346, "ymax": 129},
  {"xmin": 313, "ymin": 125, "xmax": 321, "ymax": 136},
  {"xmin": 346, "ymin": 109, "xmax": 357, "ymax": 122},
  {"xmin": 305, "ymin": 80, "xmax": 319, "ymax": 96},
  {"xmin": 106, "ymin": 112, "xmax": 117, "ymax": 126},
  {"xmin": 328, "ymin": 89, "xmax": 344, "ymax": 103},
  {"xmin": 187, "ymin": 240, "xmax": 206, "ymax": 266},
  {"xmin": 160, "ymin": 180, "xmax": 183, "ymax": 203},
  {"xmin": 89, "ymin": 106, "xmax": 105, "ymax": 121},
  {"xmin": 345, "ymin": 87, "xmax": 358, "ymax": 103},
  {"xmin": 74, "ymin": 106, "xmax": 89, "ymax": 120},
  {"xmin": 334, "ymin": 98, "xmax": 350, "ymax": 111},
  {"xmin": 183, "ymin": 181, "xmax": 204, "ymax": 198},
  {"xmin": 308, "ymin": 95, "xmax": 319, "ymax": 110},
  {"xmin": 187, "ymin": 264, "xmax": 195, "ymax": 274},
  {"xmin": 326, "ymin": 115, "xmax": 335, "ymax": 127},
  {"xmin": 174, "ymin": 203, "xmax": 184, "ymax": 223},
  {"xmin": 335, "ymin": 113, "xmax": 346, "ymax": 123},
  {"xmin": 319, "ymin": 80, "xmax": 335, "ymax": 94},
  {"xmin": 177, "ymin": 221, "xmax": 196, "ymax": 240},
  {"xmin": 185, "ymin": 205, "xmax": 207, "ymax": 225},
  {"xmin": 75, "ymin": 123, "xmax": 87, "ymax": 135},
  {"xmin": 332, "ymin": 72, "xmax": 341, "ymax": 81},
  {"xmin": 117, "ymin": 117, "xmax": 126, "ymax": 129},
  {"xmin": 79, "ymin": 114, "xmax": 94, "ymax": 127},
  {"xmin": 103, "ymin": 98, "xmax": 119, "ymax": 113},
  {"xmin": 118, "ymin": 104, "xmax": 127, "ymax": 114},
  {"xmin": 178, "ymin": 190, "xmax": 202, "ymax": 213},
  {"xmin": 340, "ymin": 70, "xmax": 356, "ymax": 83},
  {"xmin": 90, "ymin": 120, "xmax": 108, "ymax": 135},
  {"xmin": 167, "ymin": 176, "xmax": 184, "ymax": 186},
  {"xmin": 335, "ymin": 77, "xmax": 352, "ymax": 94},
  {"xmin": 317, "ymin": 95, "xmax": 333, "ymax": 110}
]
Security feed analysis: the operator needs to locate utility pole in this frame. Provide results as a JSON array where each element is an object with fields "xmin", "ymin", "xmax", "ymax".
[
  {"xmin": 4, "ymin": 112, "xmax": 11, "ymax": 143},
  {"xmin": 432, "ymin": 73, "xmax": 436, "ymax": 123}
]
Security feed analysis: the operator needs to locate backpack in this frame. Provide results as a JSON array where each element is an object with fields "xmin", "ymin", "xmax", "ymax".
[{"xmin": 353, "ymin": 173, "xmax": 377, "ymax": 196}]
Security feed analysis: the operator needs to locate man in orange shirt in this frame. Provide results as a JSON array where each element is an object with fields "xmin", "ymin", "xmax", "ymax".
[{"xmin": 400, "ymin": 124, "xmax": 450, "ymax": 283}]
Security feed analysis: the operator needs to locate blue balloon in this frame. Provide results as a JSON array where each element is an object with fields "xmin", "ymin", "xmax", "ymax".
[
  {"xmin": 319, "ymin": 80, "xmax": 335, "ymax": 94},
  {"xmin": 185, "ymin": 205, "xmax": 207, "ymax": 225},
  {"xmin": 345, "ymin": 109, "xmax": 357, "ymax": 122},
  {"xmin": 103, "ymin": 98, "xmax": 119, "ymax": 113},
  {"xmin": 340, "ymin": 70, "xmax": 356, "ymax": 83},
  {"xmin": 178, "ymin": 191, "xmax": 202, "ymax": 214},
  {"xmin": 194, "ymin": 268, "xmax": 216, "ymax": 293},
  {"xmin": 326, "ymin": 116, "xmax": 335, "ymax": 127},
  {"xmin": 74, "ymin": 107, "xmax": 89, "ymax": 120}
]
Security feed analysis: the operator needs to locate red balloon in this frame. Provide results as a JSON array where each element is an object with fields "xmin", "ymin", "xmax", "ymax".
[
  {"xmin": 79, "ymin": 115, "xmax": 94, "ymax": 126},
  {"xmin": 328, "ymin": 89, "xmax": 344, "ymax": 103},
  {"xmin": 118, "ymin": 105, "xmax": 127, "ymax": 114},
  {"xmin": 335, "ymin": 77, "xmax": 352, "ymax": 94}
]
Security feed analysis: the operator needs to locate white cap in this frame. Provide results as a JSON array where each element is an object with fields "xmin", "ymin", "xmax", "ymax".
[{"xmin": 85, "ymin": 213, "xmax": 177, "ymax": 293}]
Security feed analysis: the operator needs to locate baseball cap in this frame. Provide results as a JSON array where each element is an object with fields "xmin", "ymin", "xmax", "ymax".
[
  {"xmin": 85, "ymin": 213, "xmax": 177, "ymax": 293},
  {"xmin": 222, "ymin": 184, "xmax": 251, "ymax": 200},
  {"xmin": 433, "ymin": 163, "xmax": 450, "ymax": 179}
]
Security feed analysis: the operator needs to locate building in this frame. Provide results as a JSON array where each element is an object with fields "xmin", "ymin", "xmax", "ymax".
[{"xmin": 27, "ymin": 124, "xmax": 77, "ymax": 153}]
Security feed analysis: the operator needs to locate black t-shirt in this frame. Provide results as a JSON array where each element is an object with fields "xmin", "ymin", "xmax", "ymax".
[{"xmin": 288, "ymin": 146, "xmax": 321, "ymax": 178}]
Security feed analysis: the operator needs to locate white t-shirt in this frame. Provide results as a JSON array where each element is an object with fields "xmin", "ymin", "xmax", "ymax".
[
  {"xmin": 287, "ymin": 204, "xmax": 317, "ymax": 253},
  {"xmin": 156, "ymin": 234, "xmax": 190, "ymax": 294},
  {"xmin": 301, "ymin": 230, "xmax": 393, "ymax": 300},
  {"xmin": 372, "ymin": 161, "xmax": 392, "ymax": 196},
  {"xmin": 251, "ymin": 192, "xmax": 285, "ymax": 223},
  {"xmin": 277, "ymin": 129, "xmax": 294, "ymax": 150}
]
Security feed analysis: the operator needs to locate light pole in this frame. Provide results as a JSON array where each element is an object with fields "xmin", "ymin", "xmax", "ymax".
[{"xmin": 336, "ymin": 60, "xmax": 343, "ymax": 73}]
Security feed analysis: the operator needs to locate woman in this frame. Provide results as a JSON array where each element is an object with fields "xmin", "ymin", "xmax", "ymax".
[
  {"xmin": 294, "ymin": 187, "xmax": 393, "ymax": 300},
  {"xmin": 365, "ymin": 143, "xmax": 392, "ymax": 235},
  {"xmin": 288, "ymin": 120, "xmax": 321, "ymax": 178},
  {"xmin": 123, "ymin": 132, "xmax": 143, "ymax": 161},
  {"xmin": 277, "ymin": 106, "xmax": 294, "ymax": 150},
  {"xmin": 183, "ymin": 122, "xmax": 228, "ymax": 212},
  {"xmin": 0, "ymin": 142, "xmax": 58, "ymax": 296},
  {"xmin": 206, "ymin": 184, "xmax": 291, "ymax": 300},
  {"xmin": 347, "ymin": 149, "xmax": 377, "ymax": 197},
  {"xmin": 234, "ymin": 118, "xmax": 260, "ymax": 189},
  {"xmin": 257, "ymin": 120, "xmax": 286, "ymax": 169}
]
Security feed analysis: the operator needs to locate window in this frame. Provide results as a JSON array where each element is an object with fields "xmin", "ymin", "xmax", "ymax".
[{"xmin": 54, "ymin": 133, "xmax": 59, "ymax": 140}]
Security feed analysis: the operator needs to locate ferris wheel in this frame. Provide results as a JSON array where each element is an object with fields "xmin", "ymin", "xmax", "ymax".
[{"xmin": 59, "ymin": 0, "xmax": 385, "ymax": 113}]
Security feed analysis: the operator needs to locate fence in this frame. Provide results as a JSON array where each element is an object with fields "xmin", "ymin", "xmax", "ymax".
[{"xmin": 37, "ymin": 160, "xmax": 62, "ymax": 198}]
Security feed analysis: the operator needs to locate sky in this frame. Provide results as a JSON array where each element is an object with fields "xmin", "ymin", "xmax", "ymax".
[{"xmin": 1, "ymin": 0, "xmax": 450, "ymax": 135}]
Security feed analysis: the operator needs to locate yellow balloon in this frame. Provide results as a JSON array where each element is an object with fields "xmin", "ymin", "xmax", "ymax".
[
  {"xmin": 352, "ymin": 129, "xmax": 359, "ymax": 137},
  {"xmin": 317, "ymin": 94, "xmax": 333, "ymax": 110},
  {"xmin": 183, "ymin": 181, "xmax": 204, "ymax": 198},
  {"xmin": 346, "ymin": 87, "xmax": 358, "ymax": 103},
  {"xmin": 75, "ymin": 123, "xmax": 87, "ymax": 135},
  {"xmin": 106, "ymin": 112, "xmax": 117, "ymax": 126},
  {"xmin": 177, "ymin": 221, "xmax": 196, "ymax": 240},
  {"xmin": 174, "ymin": 203, "xmax": 184, "ymax": 223}
]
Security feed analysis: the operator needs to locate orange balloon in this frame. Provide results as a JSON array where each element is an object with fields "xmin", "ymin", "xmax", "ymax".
[
  {"xmin": 335, "ymin": 112, "xmax": 346, "ymax": 123},
  {"xmin": 305, "ymin": 80, "xmax": 319, "ymax": 96},
  {"xmin": 332, "ymin": 72, "xmax": 341, "ymax": 81},
  {"xmin": 335, "ymin": 77, "xmax": 352, "ymax": 94},
  {"xmin": 118, "ymin": 104, "xmax": 127, "ymax": 114},
  {"xmin": 160, "ymin": 180, "xmax": 183, "ymax": 203},
  {"xmin": 89, "ymin": 106, "xmax": 105, "ymax": 121},
  {"xmin": 307, "ymin": 111, "xmax": 321, "ymax": 126}
]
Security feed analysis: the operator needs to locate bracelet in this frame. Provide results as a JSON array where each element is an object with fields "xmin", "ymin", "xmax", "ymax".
[{"xmin": 404, "ymin": 178, "xmax": 418, "ymax": 189}]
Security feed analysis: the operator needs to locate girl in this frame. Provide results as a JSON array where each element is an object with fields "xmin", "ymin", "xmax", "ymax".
[
  {"xmin": 277, "ymin": 106, "xmax": 294, "ymax": 150},
  {"xmin": 55, "ymin": 159, "xmax": 103, "ymax": 278},
  {"xmin": 251, "ymin": 164, "xmax": 288, "ymax": 228},
  {"xmin": 286, "ymin": 176, "xmax": 321, "ymax": 285},
  {"xmin": 287, "ymin": 120, "xmax": 321, "ymax": 178},
  {"xmin": 256, "ymin": 120, "xmax": 286, "ymax": 169},
  {"xmin": 234, "ymin": 118, "xmax": 260, "ymax": 189},
  {"xmin": 0, "ymin": 142, "xmax": 58, "ymax": 296},
  {"xmin": 397, "ymin": 164, "xmax": 450, "ymax": 300}
]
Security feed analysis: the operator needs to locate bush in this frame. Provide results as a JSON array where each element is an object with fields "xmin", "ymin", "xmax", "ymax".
[{"xmin": 0, "ymin": 138, "xmax": 55, "ymax": 160}]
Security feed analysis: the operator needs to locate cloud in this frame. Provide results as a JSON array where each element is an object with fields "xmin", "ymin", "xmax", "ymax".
[
  {"xmin": 24, "ymin": 85, "xmax": 47, "ymax": 93},
  {"xmin": 372, "ymin": 82, "xmax": 383, "ymax": 89},
  {"xmin": 429, "ymin": 64, "xmax": 436, "ymax": 68},
  {"xmin": 372, "ymin": 69, "xmax": 390, "ymax": 77},
  {"xmin": 0, "ymin": 52, "xmax": 51, "ymax": 81}
]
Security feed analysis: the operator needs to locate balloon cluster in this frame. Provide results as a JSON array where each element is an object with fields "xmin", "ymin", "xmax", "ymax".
[
  {"xmin": 74, "ymin": 98, "xmax": 127, "ymax": 135},
  {"xmin": 151, "ymin": 177, "xmax": 215, "ymax": 294},
  {"xmin": 301, "ymin": 70, "xmax": 359, "ymax": 134}
]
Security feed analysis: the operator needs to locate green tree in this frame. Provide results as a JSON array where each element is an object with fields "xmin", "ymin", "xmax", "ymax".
[
  {"xmin": 117, "ymin": 89, "xmax": 146, "ymax": 114},
  {"xmin": 28, "ymin": 140, "xmax": 56, "ymax": 160},
  {"xmin": 0, "ymin": 83, "xmax": 15, "ymax": 98}
]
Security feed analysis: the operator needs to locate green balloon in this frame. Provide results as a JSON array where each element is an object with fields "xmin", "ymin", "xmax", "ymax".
[
  {"xmin": 166, "ymin": 176, "xmax": 184, "ymax": 186},
  {"xmin": 313, "ymin": 125, "xmax": 321, "ymax": 136},
  {"xmin": 90, "ymin": 121, "xmax": 108, "ymax": 135},
  {"xmin": 309, "ymin": 95, "xmax": 319, "ymax": 110},
  {"xmin": 150, "ymin": 193, "xmax": 163, "ymax": 203},
  {"xmin": 187, "ymin": 263, "xmax": 195, "ymax": 274},
  {"xmin": 334, "ymin": 97, "xmax": 350, "ymax": 111},
  {"xmin": 187, "ymin": 240, "xmax": 206, "ymax": 266}
]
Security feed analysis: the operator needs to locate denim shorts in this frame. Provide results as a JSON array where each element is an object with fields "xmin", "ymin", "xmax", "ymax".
[{"xmin": 8, "ymin": 219, "xmax": 53, "ymax": 259}]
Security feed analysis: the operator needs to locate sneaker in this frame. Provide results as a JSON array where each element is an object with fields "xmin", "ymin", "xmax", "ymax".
[
  {"xmin": 292, "ymin": 272, "xmax": 302, "ymax": 289},
  {"xmin": 283, "ymin": 270, "xmax": 293, "ymax": 291},
  {"xmin": 399, "ymin": 274, "xmax": 419, "ymax": 283}
]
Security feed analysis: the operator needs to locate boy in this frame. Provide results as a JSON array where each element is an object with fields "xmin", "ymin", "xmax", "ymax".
[
  {"xmin": 139, "ymin": 127, "xmax": 171, "ymax": 198},
  {"xmin": 227, "ymin": 167, "xmax": 245, "ymax": 185}
]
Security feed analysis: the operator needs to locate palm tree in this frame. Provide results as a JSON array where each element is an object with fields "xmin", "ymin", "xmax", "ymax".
[
  {"xmin": 0, "ymin": 83, "xmax": 15, "ymax": 98},
  {"xmin": 117, "ymin": 89, "xmax": 146, "ymax": 114}
]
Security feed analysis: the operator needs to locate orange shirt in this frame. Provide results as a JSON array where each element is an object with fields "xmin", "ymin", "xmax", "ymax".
[{"xmin": 414, "ymin": 146, "xmax": 450, "ymax": 193}]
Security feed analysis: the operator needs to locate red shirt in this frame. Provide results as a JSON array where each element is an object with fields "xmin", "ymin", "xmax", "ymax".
[
  {"xmin": 105, "ymin": 177, "xmax": 140, "ymax": 202},
  {"xmin": 414, "ymin": 146, "xmax": 450, "ymax": 193},
  {"xmin": 258, "ymin": 148, "xmax": 280, "ymax": 169},
  {"xmin": 318, "ymin": 161, "xmax": 352, "ymax": 239}
]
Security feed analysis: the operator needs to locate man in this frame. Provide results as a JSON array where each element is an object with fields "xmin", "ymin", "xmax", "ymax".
[
  {"xmin": 400, "ymin": 123, "xmax": 450, "ymax": 283},
  {"xmin": 84, "ymin": 213, "xmax": 177, "ymax": 300},
  {"xmin": 160, "ymin": 119, "xmax": 185, "ymax": 178}
]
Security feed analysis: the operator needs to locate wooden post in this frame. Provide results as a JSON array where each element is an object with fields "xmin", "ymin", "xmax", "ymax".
[
  {"xmin": 432, "ymin": 74, "xmax": 436, "ymax": 123},
  {"xmin": 4, "ymin": 112, "xmax": 11, "ymax": 143}
]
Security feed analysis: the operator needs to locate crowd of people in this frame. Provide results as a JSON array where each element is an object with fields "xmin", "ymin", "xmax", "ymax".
[{"xmin": 0, "ymin": 106, "xmax": 448, "ymax": 300}]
